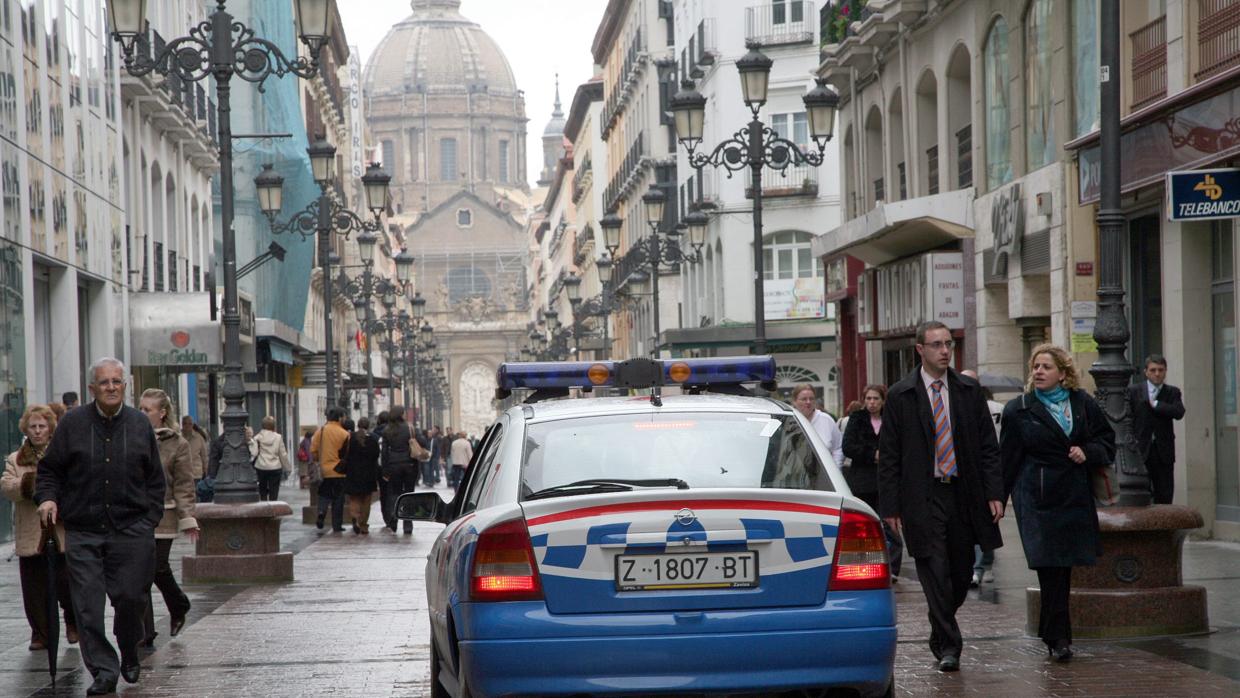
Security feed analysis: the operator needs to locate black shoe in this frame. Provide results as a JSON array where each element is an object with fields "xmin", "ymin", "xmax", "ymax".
[
  {"xmin": 315, "ymin": 514, "xmax": 325, "ymax": 530},
  {"xmin": 403, "ymin": 524, "xmax": 413, "ymax": 535},
  {"xmin": 139, "ymin": 632, "xmax": 156, "ymax": 648},
  {"xmin": 1049, "ymin": 643, "xmax": 1073, "ymax": 663},
  {"xmin": 86, "ymin": 676, "xmax": 117, "ymax": 695},
  {"xmin": 938, "ymin": 655, "xmax": 960, "ymax": 672},
  {"xmin": 121, "ymin": 661, "xmax": 141, "ymax": 684},
  {"xmin": 170, "ymin": 614, "xmax": 187, "ymax": 637}
]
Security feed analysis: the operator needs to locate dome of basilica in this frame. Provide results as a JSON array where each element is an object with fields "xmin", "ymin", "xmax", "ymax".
[{"xmin": 363, "ymin": 0, "xmax": 519, "ymax": 98}]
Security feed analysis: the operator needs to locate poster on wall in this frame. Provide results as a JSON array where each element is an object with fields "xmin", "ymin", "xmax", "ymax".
[
  {"xmin": 926, "ymin": 253, "xmax": 964, "ymax": 330},
  {"xmin": 765, "ymin": 278, "xmax": 826, "ymax": 320}
]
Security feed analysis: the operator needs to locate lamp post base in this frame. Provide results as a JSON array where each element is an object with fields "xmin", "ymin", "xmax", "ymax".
[
  {"xmin": 1024, "ymin": 505, "xmax": 1208, "ymax": 639},
  {"xmin": 182, "ymin": 501, "xmax": 295, "ymax": 584}
]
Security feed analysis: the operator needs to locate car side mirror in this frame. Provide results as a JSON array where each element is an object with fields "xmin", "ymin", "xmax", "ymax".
[{"xmin": 395, "ymin": 491, "xmax": 449, "ymax": 524}]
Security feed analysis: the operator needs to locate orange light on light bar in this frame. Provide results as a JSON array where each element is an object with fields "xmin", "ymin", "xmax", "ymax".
[
  {"xmin": 667, "ymin": 362, "xmax": 692, "ymax": 383},
  {"xmin": 587, "ymin": 364, "xmax": 610, "ymax": 385}
]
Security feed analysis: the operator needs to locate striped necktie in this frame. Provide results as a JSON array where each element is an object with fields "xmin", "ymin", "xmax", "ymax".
[{"xmin": 931, "ymin": 380, "xmax": 958, "ymax": 478}]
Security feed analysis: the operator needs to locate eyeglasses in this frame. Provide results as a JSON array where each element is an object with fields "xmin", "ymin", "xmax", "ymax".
[
  {"xmin": 921, "ymin": 340, "xmax": 956, "ymax": 351},
  {"xmin": 94, "ymin": 379, "xmax": 126, "ymax": 388}
]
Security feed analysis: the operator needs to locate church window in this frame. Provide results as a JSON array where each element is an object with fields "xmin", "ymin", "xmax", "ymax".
[
  {"xmin": 440, "ymin": 138, "xmax": 458, "ymax": 181},
  {"xmin": 498, "ymin": 140, "xmax": 509, "ymax": 183},
  {"xmin": 382, "ymin": 140, "xmax": 396, "ymax": 176},
  {"xmin": 457, "ymin": 209, "xmax": 473, "ymax": 227},
  {"xmin": 446, "ymin": 265, "xmax": 492, "ymax": 304}
]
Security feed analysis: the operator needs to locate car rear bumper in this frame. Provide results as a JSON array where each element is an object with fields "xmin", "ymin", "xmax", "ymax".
[
  {"xmin": 455, "ymin": 591, "xmax": 896, "ymax": 697},
  {"xmin": 460, "ymin": 626, "xmax": 894, "ymax": 696}
]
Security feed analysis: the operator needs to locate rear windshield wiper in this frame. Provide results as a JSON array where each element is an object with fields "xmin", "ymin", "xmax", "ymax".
[{"xmin": 524, "ymin": 478, "xmax": 690, "ymax": 501}]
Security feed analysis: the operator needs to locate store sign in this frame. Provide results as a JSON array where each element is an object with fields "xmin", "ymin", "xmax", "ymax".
[
  {"xmin": 130, "ymin": 293, "xmax": 224, "ymax": 368},
  {"xmin": 870, "ymin": 252, "xmax": 964, "ymax": 335},
  {"xmin": 348, "ymin": 52, "xmax": 365, "ymax": 182},
  {"xmin": 1167, "ymin": 168, "xmax": 1240, "ymax": 221},
  {"xmin": 990, "ymin": 182, "xmax": 1024, "ymax": 277},
  {"xmin": 764, "ymin": 278, "xmax": 826, "ymax": 320}
]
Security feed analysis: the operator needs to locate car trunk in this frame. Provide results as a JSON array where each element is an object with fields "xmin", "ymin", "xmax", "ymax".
[{"xmin": 521, "ymin": 489, "xmax": 845, "ymax": 615}]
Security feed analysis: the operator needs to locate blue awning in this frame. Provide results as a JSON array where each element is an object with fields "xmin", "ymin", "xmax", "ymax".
[{"xmin": 267, "ymin": 341, "xmax": 295, "ymax": 365}]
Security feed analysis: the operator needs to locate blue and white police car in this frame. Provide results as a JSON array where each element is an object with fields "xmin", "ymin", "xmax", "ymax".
[{"xmin": 398, "ymin": 356, "xmax": 896, "ymax": 697}]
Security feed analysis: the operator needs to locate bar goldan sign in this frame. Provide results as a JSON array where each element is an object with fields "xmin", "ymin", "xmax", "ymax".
[{"xmin": 1167, "ymin": 168, "xmax": 1240, "ymax": 221}]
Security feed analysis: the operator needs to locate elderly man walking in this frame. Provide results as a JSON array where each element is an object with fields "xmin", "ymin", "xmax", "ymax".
[{"xmin": 36, "ymin": 358, "xmax": 165, "ymax": 695}]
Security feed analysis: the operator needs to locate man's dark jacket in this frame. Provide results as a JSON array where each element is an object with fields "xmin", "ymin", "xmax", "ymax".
[
  {"xmin": 1128, "ymin": 383, "xmax": 1185, "ymax": 464},
  {"xmin": 35, "ymin": 402, "xmax": 166, "ymax": 533},
  {"xmin": 877, "ymin": 367, "xmax": 1003, "ymax": 558}
]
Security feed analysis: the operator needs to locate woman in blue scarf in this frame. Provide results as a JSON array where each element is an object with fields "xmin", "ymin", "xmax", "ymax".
[{"xmin": 1000, "ymin": 344, "xmax": 1115, "ymax": 662}]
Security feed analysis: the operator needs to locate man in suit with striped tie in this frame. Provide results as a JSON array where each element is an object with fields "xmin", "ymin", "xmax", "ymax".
[{"xmin": 878, "ymin": 321, "xmax": 1005, "ymax": 672}]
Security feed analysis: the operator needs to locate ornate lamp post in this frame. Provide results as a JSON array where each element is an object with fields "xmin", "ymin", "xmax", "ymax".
[
  {"xmin": 110, "ymin": 0, "xmax": 335, "ymax": 504},
  {"xmin": 256, "ymin": 153, "xmax": 391, "ymax": 410},
  {"xmin": 340, "ymin": 244, "xmax": 414, "ymax": 417},
  {"xmin": 670, "ymin": 45, "xmax": 838, "ymax": 354}
]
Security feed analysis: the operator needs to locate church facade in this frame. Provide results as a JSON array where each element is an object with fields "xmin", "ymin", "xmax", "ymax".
[{"xmin": 364, "ymin": 0, "xmax": 533, "ymax": 435}]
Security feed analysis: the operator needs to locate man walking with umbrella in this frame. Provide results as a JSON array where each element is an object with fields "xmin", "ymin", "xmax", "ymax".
[{"xmin": 35, "ymin": 358, "xmax": 165, "ymax": 695}]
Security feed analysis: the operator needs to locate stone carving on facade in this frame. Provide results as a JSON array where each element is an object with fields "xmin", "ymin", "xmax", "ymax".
[{"xmin": 455, "ymin": 295, "xmax": 496, "ymax": 324}]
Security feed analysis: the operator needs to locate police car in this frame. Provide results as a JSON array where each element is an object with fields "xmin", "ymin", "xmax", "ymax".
[{"xmin": 397, "ymin": 357, "xmax": 896, "ymax": 697}]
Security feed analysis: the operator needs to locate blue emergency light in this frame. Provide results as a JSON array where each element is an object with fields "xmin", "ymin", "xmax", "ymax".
[{"xmin": 496, "ymin": 356, "xmax": 777, "ymax": 396}]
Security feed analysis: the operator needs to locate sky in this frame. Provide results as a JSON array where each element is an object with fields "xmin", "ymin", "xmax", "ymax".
[{"xmin": 338, "ymin": 0, "xmax": 611, "ymax": 186}]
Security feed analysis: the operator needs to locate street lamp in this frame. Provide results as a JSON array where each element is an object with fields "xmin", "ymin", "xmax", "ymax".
[
  {"xmin": 257, "ymin": 141, "xmax": 392, "ymax": 410},
  {"xmin": 671, "ymin": 49, "xmax": 839, "ymax": 355},
  {"xmin": 110, "ymin": 0, "xmax": 334, "ymax": 504}
]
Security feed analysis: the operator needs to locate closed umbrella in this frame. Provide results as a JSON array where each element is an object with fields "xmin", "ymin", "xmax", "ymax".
[{"xmin": 42, "ymin": 529, "xmax": 59, "ymax": 687}]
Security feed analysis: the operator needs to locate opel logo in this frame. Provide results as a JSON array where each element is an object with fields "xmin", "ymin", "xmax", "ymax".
[{"xmin": 674, "ymin": 508, "xmax": 697, "ymax": 526}]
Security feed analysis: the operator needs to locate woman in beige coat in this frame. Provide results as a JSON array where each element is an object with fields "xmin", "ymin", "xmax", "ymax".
[
  {"xmin": 1, "ymin": 404, "xmax": 77, "ymax": 649},
  {"xmin": 138, "ymin": 389, "xmax": 199, "ymax": 644}
]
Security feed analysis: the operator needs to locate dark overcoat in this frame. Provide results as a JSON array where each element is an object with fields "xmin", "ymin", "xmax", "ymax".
[
  {"xmin": 342, "ymin": 431, "xmax": 382, "ymax": 497},
  {"xmin": 1001, "ymin": 389, "xmax": 1116, "ymax": 568},
  {"xmin": 841, "ymin": 409, "xmax": 880, "ymax": 497},
  {"xmin": 877, "ymin": 368, "xmax": 1004, "ymax": 558}
]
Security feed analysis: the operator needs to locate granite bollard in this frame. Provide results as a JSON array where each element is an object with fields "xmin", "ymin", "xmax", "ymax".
[{"xmin": 183, "ymin": 500, "xmax": 294, "ymax": 583}]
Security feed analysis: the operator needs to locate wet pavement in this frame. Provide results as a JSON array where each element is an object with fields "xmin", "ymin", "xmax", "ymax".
[{"xmin": 2, "ymin": 483, "xmax": 1239, "ymax": 697}]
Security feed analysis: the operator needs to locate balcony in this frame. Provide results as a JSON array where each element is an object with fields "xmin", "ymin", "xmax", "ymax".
[
  {"xmin": 745, "ymin": 163, "xmax": 819, "ymax": 198},
  {"xmin": 695, "ymin": 18, "xmax": 718, "ymax": 67},
  {"xmin": 1196, "ymin": 0, "xmax": 1240, "ymax": 80},
  {"xmin": 603, "ymin": 133, "xmax": 646, "ymax": 212},
  {"xmin": 1130, "ymin": 16, "xmax": 1167, "ymax": 109},
  {"xmin": 600, "ymin": 27, "xmax": 647, "ymax": 141},
  {"xmin": 745, "ymin": 1, "xmax": 816, "ymax": 47}
]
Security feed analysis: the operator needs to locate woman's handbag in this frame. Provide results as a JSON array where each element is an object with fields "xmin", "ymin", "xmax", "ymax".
[{"xmin": 410, "ymin": 436, "xmax": 431, "ymax": 463}]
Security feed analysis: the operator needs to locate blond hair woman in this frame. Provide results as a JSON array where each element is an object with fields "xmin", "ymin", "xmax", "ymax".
[
  {"xmin": 137, "ymin": 389, "xmax": 199, "ymax": 642},
  {"xmin": 1, "ymin": 404, "xmax": 77, "ymax": 649},
  {"xmin": 1000, "ymin": 344, "xmax": 1115, "ymax": 662}
]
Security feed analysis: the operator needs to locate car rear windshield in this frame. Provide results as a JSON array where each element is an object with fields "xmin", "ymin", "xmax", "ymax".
[{"xmin": 520, "ymin": 411, "xmax": 834, "ymax": 496}]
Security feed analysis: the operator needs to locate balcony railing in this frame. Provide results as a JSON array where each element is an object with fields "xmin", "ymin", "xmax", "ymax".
[
  {"xmin": 745, "ymin": 1, "xmax": 816, "ymax": 47},
  {"xmin": 746, "ymin": 163, "xmax": 818, "ymax": 198},
  {"xmin": 1197, "ymin": 0, "xmax": 1240, "ymax": 79},
  {"xmin": 696, "ymin": 18, "xmax": 718, "ymax": 66},
  {"xmin": 1130, "ymin": 16, "xmax": 1167, "ymax": 109},
  {"xmin": 604, "ymin": 132, "xmax": 645, "ymax": 212}
]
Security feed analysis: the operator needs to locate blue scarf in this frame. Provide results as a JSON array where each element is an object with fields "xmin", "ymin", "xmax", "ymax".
[{"xmin": 1034, "ymin": 385, "xmax": 1073, "ymax": 436}]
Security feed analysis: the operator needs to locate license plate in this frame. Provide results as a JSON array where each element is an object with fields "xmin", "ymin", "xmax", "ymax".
[{"xmin": 614, "ymin": 551, "xmax": 759, "ymax": 591}]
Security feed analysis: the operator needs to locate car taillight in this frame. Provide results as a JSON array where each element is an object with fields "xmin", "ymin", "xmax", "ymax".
[
  {"xmin": 829, "ymin": 509, "xmax": 890, "ymax": 591},
  {"xmin": 470, "ymin": 518, "xmax": 544, "ymax": 601}
]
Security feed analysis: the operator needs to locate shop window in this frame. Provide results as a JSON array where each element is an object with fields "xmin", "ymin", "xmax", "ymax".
[
  {"xmin": 1072, "ymin": 0, "xmax": 1099, "ymax": 137},
  {"xmin": 984, "ymin": 17, "xmax": 1013, "ymax": 189},
  {"xmin": 1025, "ymin": 0, "xmax": 1055, "ymax": 170}
]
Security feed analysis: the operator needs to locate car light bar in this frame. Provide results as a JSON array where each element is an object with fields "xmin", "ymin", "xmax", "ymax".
[{"xmin": 496, "ymin": 356, "xmax": 777, "ymax": 392}]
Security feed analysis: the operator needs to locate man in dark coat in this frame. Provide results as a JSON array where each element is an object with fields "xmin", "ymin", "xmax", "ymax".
[
  {"xmin": 36, "ymin": 358, "xmax": 165, "ymax": 695},
  {"xmin": 878, "ymin": 322, "xmax": 1004, "ymax": 672},
  {"xmin": 1128, "ymin": 355, "xmax": 1186, "ymax": 504}
]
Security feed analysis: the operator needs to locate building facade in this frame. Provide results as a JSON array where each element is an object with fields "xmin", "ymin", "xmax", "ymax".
[
  {"xmin": 592, "ymin": 0, "xmax": 681, "ymax": 359},
  {"xmin": 669, "ymin": 0, "xmax": 842, "ymax": 405}
]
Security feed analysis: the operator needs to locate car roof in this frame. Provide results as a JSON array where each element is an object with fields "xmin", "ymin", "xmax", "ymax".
[{"xmin": 514, "ymin": 393, "xmax": 795, "ymax": 422}]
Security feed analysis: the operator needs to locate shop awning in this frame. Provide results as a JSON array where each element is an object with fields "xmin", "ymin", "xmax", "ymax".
[
  {"xmin": 812, "ymin": 188, "xmax": 975, "ymax": 266},
  {"xmin": 662, "ymin": 321, "xmax": 837, "ymax": 355},
  {"xmin": 266, "ymin": 341, "xmax": 295, "ymax": 365}
]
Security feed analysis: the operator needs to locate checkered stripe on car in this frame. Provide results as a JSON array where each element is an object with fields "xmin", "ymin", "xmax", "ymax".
[{"xmin": 527, "ymin": 510, "xmax": 840, "ymax": 582}]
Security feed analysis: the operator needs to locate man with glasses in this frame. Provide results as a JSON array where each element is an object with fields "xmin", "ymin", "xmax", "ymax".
[
  {"xmin": 877, "ymin": 322, "xmax": 1004, "ymax": 672},
  {"xmin": 36, "ymin": 358, "xmax": 165, "ymax": 695}
]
